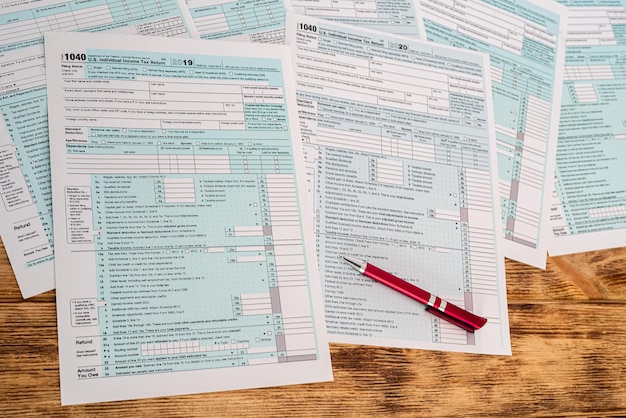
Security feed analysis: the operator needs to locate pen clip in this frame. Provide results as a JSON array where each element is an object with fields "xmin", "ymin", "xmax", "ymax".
[{"xmin": 425, "ymin": 306, "xmax": 486, "ymax": 333}]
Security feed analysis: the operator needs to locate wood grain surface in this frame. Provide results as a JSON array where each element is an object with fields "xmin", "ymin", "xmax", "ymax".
[{"xmin": 1, "ymin": 239, "xmax": 626, "ymax": 417}]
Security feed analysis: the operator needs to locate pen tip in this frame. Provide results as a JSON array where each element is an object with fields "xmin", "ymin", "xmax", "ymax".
[{"xmin": 340, "ymin": 255, "xmax": 365, "ymax": 273}]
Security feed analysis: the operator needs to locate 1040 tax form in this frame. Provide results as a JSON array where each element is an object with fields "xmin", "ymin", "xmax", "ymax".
[
  {"xmin": 286, "ymin": 13, "xmax": 511, "ymax": 355},
  {"xmin": 418, "ymin": 0, "xmax": 568, "ymax": 268},
  {"xmin": 45, "ymin": 31, "xmax": 332, "ymax": 404},
  {"xmin": 549, "ymin": 0, "xmax": 626, "ymax": 255}
]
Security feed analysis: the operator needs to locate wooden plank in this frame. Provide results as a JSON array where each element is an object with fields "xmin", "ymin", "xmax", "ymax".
[
  {"xmin": 551, "ymin": 247, "xmax": 626, "ymax": 299},
  {"xmin": 2, "ymin": 302, "xmax": 625, "ymax": 415},
  {"xmin": 505, "ymin": 257, "xmax": 589, "ymax": 301},
  {"xmin": 505, "ymin": 247, "xmax": 626, "ymax": 301}
]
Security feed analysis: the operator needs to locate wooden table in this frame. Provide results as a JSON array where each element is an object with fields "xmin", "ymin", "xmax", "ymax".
[{"xmin": 1, "ymin": 239, "xmax": 625, "ymax": 416}]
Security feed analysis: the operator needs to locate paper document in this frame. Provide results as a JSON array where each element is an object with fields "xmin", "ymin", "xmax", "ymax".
[
  {"xmin": 418, "ymin": 0, "xmax": 568, "ymax": 268},
  {"xmin": 45, "ymin": 31, "xmax": 332, "ymax": 404},
  {"xmin": 287, "ymin": 0, "xmax": 425, "ymax": 38},
  {"xmin": 286, "ymin": 13, "xmax": 510, "ymax": 355},
  {"xmin": 549, "ymin": 0, "xmax": 626, "ymax": 255},
  {"xmin": 186, "ymin": 0, "xmax": 286, "ymax": 43},
  {"xmin": 0, "ymin": 0, "xmax": 198, "ymax": 298}
]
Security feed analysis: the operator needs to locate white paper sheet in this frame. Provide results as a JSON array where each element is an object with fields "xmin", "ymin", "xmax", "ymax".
[
  {"xmin": 186, "ymin": 0, "xmax": 286, "ymax": 43},
  {"xmin": 418, "ymin": 0, "xmax": 568, "ymax": 268},
  {"xmin": 549, "ymin": 0, "xmax": 626, "ymax": 255},
  {"xmin": 0, "ymin": 0, "xmax": 198, "ymax": 298},
  {"xmin": 45, "ymin": 31, "xmax": 332, "ymax": 405},
  {"xmin": 287, "ymin": 0, "xmax": 426, "ymax": 39},
  {"xmin": 286, "ymin": 13, "xmax": 510, "ymax": 355}
]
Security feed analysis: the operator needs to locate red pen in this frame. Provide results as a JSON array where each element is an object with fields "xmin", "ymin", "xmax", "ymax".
[{"xmin": 341, "ymin": 255, "xmax": 488, "ymax": 333}]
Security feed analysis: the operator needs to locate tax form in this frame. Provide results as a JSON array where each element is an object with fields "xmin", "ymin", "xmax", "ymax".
[
  {"xmin": 287, "ymin": 0, "xmax": 425, "ymax": 38},
  {"xmin": 186, "ymin": 0, "xmax": 286, "ymax": 43},
  {"xmin": 549, "ymin": 0, "xmax": 626, "ymax": 255},
  {"xmin": 418, "ymin": 0, "xmax": 568, "ymax": 268},
  {"xmin": 45, "ymin": 31, "xmax": 332, "ymax": 404},
  {"xmin": 286, "ymin": 13, "xmax": 511, "ymax": 355},
  {"xmin": 0, "ymin": 0, "xmax": 197, "ymax": 298}
]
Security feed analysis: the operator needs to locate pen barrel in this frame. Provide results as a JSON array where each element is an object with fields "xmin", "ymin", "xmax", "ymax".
[
  {"xmin": 363, "ymin": 263, "xmax": 431, "ymax": 305},
  {"xmin": 426, "ymin": 302, "xmax": 488, "ymax": 332},
  {"xmin": 363, "ymin": 263, "xmax": 487, "ymax": 332}
]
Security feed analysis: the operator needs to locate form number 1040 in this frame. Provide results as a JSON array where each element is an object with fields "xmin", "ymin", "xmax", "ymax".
[{"xmin": 62, "ymin": 53, "xmax": 87, "ymax": 61}]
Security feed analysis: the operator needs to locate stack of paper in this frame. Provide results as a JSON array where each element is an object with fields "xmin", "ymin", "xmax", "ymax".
[{"xmin": 2, "ymin": 0, "xmax": 625, "ymax": 406}]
